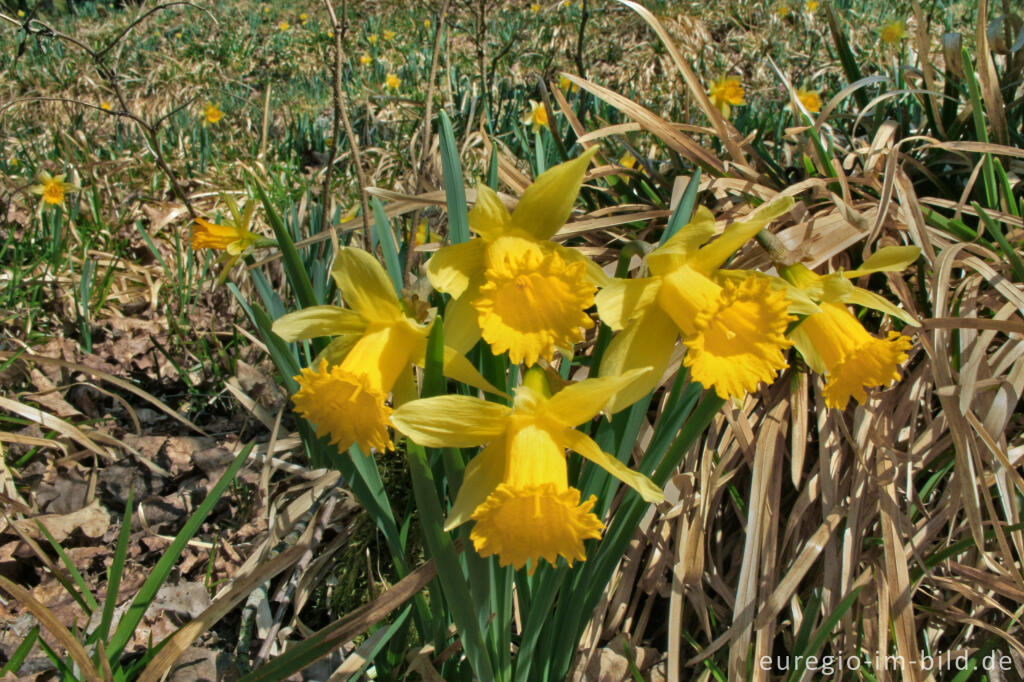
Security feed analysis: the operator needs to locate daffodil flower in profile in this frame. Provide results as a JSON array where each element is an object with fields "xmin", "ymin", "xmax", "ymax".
[
  {"xmin": 275, "ymin": 247, "xmax": 501, "ymax": 455},
  {"xmin": 780, "ymin": 246, "xmax": 919, "ymax": 408},
  {"xmin": 596, "ymin": 197, "xmax": 795, "ymax": 411},
  {"xmin": 521, "ymin": 100, "xmax": 549, "ymax": 132},
  {"xmin": 390, "ymin": 367, "xmax": 663, "ymax": 573},
  {"xmin": 190, "ymin": 195, "xmax": 262, "ymax": 255},
  {"xmin": 29, "ymin": 170, "xmax": 79, "ymax": 211},
  {"xmin": 426, "ymin": 148, "xmax": 606, "ymax": 366}
]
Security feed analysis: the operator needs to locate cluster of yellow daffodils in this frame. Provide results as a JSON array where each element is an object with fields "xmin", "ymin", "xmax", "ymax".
[
  {"xmin": 276, "ymin": 247, "xmax": 499, "ymax": 455},
  {"xmin": 392, "ymin": 367, "xmax": 663, "ymax": 572}
]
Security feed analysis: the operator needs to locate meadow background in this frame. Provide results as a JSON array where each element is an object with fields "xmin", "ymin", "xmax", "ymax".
[{"xmin": 2, "ymin": 0, "xmax": 1023, "ymax": 679}]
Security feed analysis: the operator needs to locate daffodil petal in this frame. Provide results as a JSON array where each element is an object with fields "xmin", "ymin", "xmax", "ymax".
[
  {"xmin": 442, "ymin": 347, "xmax": 509, "ymax": 397},
  {"xmin": 393, "ymin": 365, "xmax": 418, "ymax": 407},
  {"xmin": 695, "ymin": 195, "xmax": 794, "ymax": 273},
  {"xmin": 444, "ymin": 293, "xmax": 483, "ymax": 353},
  {"xmin": 444, "ymin": 437, "xmax": 505, "ymax": 531},
  {"xmin": 469, "ymin": 183, "xmax": 512, "ymax": 239},
  {"xmin": 559, "ymin": 428, "xmax": 664, "ymax": 503},
  {"xmin": 315, "ymin": 334, "xmax": 359, "ymax": 367},
  {"xmin": 648, "ymin": 206, "xmax": 716, "ymax": 275},
  {"xmin": 331, "ymin": 247, "xmax": 403, "ymax": 323},
  {"xmin": 551, "ymin": 243, "xmax": 611, "ymax": 287},
  {"xmin": 546, "ymin": 368, "xmax": 653, "ymax": 427},
  {"xmin": 272, "ymin": 306, "xmax": 366, "ymax": 341},
  {"xmin": 600, "ymin": 306, "xmax": 678, "ymax": 414},
  {"xmin": 844, "ymin": 246, "xmax": 921, "ymax": 278},
  {"xmin": 510, "ymin": 147, "xmax": 598, "ymax": 240},
  {"xmin": 390, "ymin": 395, "xmax": 510, "ymax": 447},
  {"xmin": 426, "ymin": 239, "xmax": 486, "ymax": 298},
  {"xmin": 787, "ymin": 323, "xmax": 827, "ymax": 374},
  {"xmin": 595, "ymin": 277, "xmax": 661, "ymax": 331},
  {"xmin": 844, "ymin": 288, "xmax": 920, "ymax": 325}
]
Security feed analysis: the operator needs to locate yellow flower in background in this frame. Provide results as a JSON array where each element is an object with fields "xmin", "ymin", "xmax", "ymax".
[
  {"xmin": 414, "ymin": 219, "xmax": 431, "ymax": 247},
  {"xmin": 29, "ymin": 170, "xmax": 79, "ymax": 208},
  {"xmin": 190, "ymin": 197, "xmax": 259, "ymax": 255},
  {"xmin": 175, "ymin": 31, "xmax": 183, "ymax": 39},
  {"xmin": 423, "ymin": 19, "xmax": 430, "ymax": 29},
  {"xmin": 531, "ymin": 3, "xmax": 541, "ymax": 12},
  {"xmin": 368, "ymin": 33, "xmax": 378, "ymax": 45},
  {"xmin": 383, "ymin": 29, "xmax": 395, "ymax": 40},
  {"xmin": 263, "ymin": 6, "xmax": 269, "ymax": 12},
  {"xmin": 299, "ymin": 12, "xmax": 308, "ymax": 22},
  {"xmin": 619, "ymin": 151, "xmax": 637, "ymax": 169},
  {"xmin": 522, "ymin": 100, "xmax": 549, "ymax": 132},
  {"xmin": 806, "ymin": 0, "xmax": 819, "ymax": 11},
  {"xmin": 328, "ymin": 30, "xmax": 334, "ymax": 39},
  {"xmin": 596, "ymin": 198, "xmax": 795, "ymax": 410},
  {"xmin": 360, "ymin": 53, "xmax": 373, "ymax": 65},
  {"xmin": 796, "ymin": 88, "xmax": 822, "ymax": 113},
  {"xmin": 8, "ymin": 158, "xmax": 18, "ymax": 167},
  {"xmin": 775, "ymin": 4, "xmax": 790, "ymax": 16},
  {"xmin": 880, "ymin": 19, "xmax": 906, "ymax": 44},
  {"xmin": 558, "ymin": 75, "xmax": 580, "ymax": 93},
  {"xmin": 275, "ymin": 248, "xmax": 500, "ymax": 455},
  {"xmin": 385, "ymin": 73, "xmax": 401, "ymax": 90},
  {"xmin": 780, "ymin": 247, "xmax": 919, "ymax": 408},
  {"xmin": 708, "ymin": 75, "xmax": 745, "ymax": 119},
  {"xmin": 391, "ymin": 367, "xmax": 664, "ymax": 572},
  {"xmin": 202, "ymin": 103, "xmax": 223, "ymax": 124},
  {"xmin": 426, "ymin": 148, "xmax": 605, "ymax": 366}
]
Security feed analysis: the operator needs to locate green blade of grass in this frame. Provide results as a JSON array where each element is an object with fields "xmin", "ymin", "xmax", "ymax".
[
  {"xmin": 96, "ymin": 486, "xmax": 134, "ymax": 646},
  {"xmin": 252, "ymin": 181, "xmax": 319, "ymax": 310},
  {"xmin": 34, "ymin": 521, "xmax": 98, "ymax": 615},
  {"xmin": 439, "ymin": 110, "xmax": 470, "ymax": 244},
  {"xmin": 371, "ymin": 196, "xmax": 403, "ymax": 294},
  {"xmin": 0, "ymin": 624, "xmax": 39, "ymax": 676}
]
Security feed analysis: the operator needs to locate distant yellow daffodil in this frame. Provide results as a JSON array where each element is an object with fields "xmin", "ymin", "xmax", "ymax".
[
  {"xmin": 383, "ymin": 29, "xmax": 395, "ymax": 40},
  {"xmin": 279, "ymin": 20, "xmax": 290, "ymax": 30},
  {"xmin": 360, "ymin": 53, "xmax": 373, "ymax": 65},
  {"xmin": 423, "ymin": 19, "xmax": 430, "ymax": 29},
  {"xmin": 385, "ymin": 73, "xmax": 401, "ymax": 90},
  {"xmin": 190, "ymin": 197, "xmax": 260, "ymax": 255},
  {"xmin": 780, "ymin": 246, "xmax": 919, "ymax": 408},
  {"xmin": 29, "ymin": 170, "xmax": 79, "ymax": 209},
  {"xmin": 531, "ymin": 3, "xmax": 541, "ymax": 12},
  {"xmin": 276, "ymin": 248, "xmax": 500, "ymax": 455},
  {"xmin": 775, "ymin": 4, "xmax": 790, "ymax": 17},
  {"xmin": 299, "ymin": 12, "xmax": 308, "ymax": 22},
  {"xmin": 368, "ymin": 33, "xmax": 378, "ymax": 45},
  {"xmin": 203, "ymin": 103, "xmax": 223, "ymax": 124},
  {"xmin": 880, "ymin": 19, "xmax": 906, "ymax": 44},
  {"xmin": 559, "ymin": 75, "xmax": 580, "ymax": 93},
  {"xmin": 175, "ymin": 31, "xmax": 183, "ymax": 39},
  {"xmin": 391, "ymin": 367, "xmax": 664, "ymax": 572},
  {"xmin": 426, "ymin": 148, "xmax": 605, "ymax": 366},
  {"xmin": 522, "ymin": 100, "xmax": 548, "ymax": 132},
  {"xmin": 806, "ymin": 1, "xmax": 819, "ymax": 11},
  {"xmin": 8, "ymin": 158, "xmax": 18, "ymax": 167},
  {"xmin": 100, "ymin": 101, "xmax": 112, "ymax": 111},
  {"xmin": 596, "ymin": 198, "xmax": 796, "ymax": 409},
  {"xmin": 619, "ymin": 151, "xmax": 637, "ymax": 169},
  {"xmin": 414, "ymin": 219, "xmax": 431, "ymax": 247},
  {"xmin": 796, "ymin": 88, "xmax": 822, "ymax": 113},
  {"xmin": 263, "ymin": 6, "xmax": 269, "ymax": 12},
  {"xmin": 708, "ymin": 75, "xmax": 745, "ymax": 119}
]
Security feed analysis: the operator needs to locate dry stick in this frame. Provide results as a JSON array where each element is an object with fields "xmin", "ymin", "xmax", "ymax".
[
  {"xmin": 322, "ymin": 0, "xmax": 372, "ymax": 248},
  {"xmin": 404, "ymin": 0, "xmax": 452, "ymax": 280},
  {"xmin": 575, "ymin": 0, "xmax": 589, "ymax": 79}
]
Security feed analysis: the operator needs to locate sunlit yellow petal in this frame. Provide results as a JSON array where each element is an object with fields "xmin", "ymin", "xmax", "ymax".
[
  {"xmin": 546, "ymin": 368, "xmax": 652, "ymax": 427},
  {"xmin": 469, "ymin": 183, "xmax": 513, "ymax": 239},
  {"xmin": 695, "ymin": 196, "xmax": 793, "ymax": 273},
  {"xmin": 331, "ymin": 247, "xmax": 403, "ymax": 323},
  {"xmin": 441, "ymin": 346, "xmax": 509, "ymax": 397},
  {"xmin": 474, "ymin": 236, "xmax": 594, "ymax": 365},
  {"xmin": 190, "ymin": 218, "xmax": 240, "ymax": 250},
  {"xmin": 443, "ymin": 292, "xmax": 483, "ymax": 353},
  {"xmin": 426, "ymin": 239, "xmax": 487, "ymax": 298},
  {"xmin": 509, "ymin": 147, "xmax": 597, "ymax": 240},
  {"xmin": 594, "ymin": 277, "xmax": 662, "ymax": 331},
  {"xmin": 558, "ymin": 428, "xmax": 664, "ymax": 503},
  {"xmin": 599, "ymin": 306, "xmax": 678, "ymax": 414},
  {"xmin": 843, "ymin": 287, "xmax": 919, "ymax": 326},
  {"xmin": 342, "ymin": 321, "xmax": 422, "ymax": 393},
  {"xmin": 445, "ymin": 437, "xmax": 506, "ymax": 531},
  {"xmin": 272, "ymin": 305, "xmax": 366, "ymax": 341},
  {"xmin": 844, "ymin": 246, "xmax": 921, "ymax": 278},
  {"xmin": 647, "ymin": 207, "xmax": 716, "ymax": 275},
  {"xmin": 390, "ymin": 396, "xmax": 511, "ymax": 447}
]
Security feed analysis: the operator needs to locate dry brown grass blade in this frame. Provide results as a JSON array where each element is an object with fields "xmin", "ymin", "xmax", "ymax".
[
  {"xmin": 0, "ymin": 575, "xmax": 105, "ymax": 682},
  {"xmin": 0, "ymin": 395, "xmax": 114, "ymax": 461},
  {"xmin": 561, "ymin": 74, "xmax": 726, "ymax": 175},
  {"xmin": 975, "ymin": 0, "xmax": 1009, "ymax": 146},
  {"xmin": 926, "ymin": 139, "xmax": 1024, "ymax": 160},
  {"xmin": 612, "ymin": 0, "xmax": 749, "ymax": 170}
]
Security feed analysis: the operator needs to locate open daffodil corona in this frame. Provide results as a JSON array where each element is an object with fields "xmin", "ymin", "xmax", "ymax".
[
  {"xmin": 780, "ymin": 246, "xmax": 919, "ymax": 408},
  {"xmin": 276, "ymin": 247, "xmax": 500, "ymax": 455},
  {"xmin": 426, "ymin": 148, "xmax": 606, "ymax": 366},
  {"xmin": 596, "ymin": 198, "xmax": 795, "ymax": 409},
  {"xmin": 391, "ymin": 367, "xmax": 663, "ymax": 572}
]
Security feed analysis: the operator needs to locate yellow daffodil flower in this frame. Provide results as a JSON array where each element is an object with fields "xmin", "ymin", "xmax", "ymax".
[
  {"xmin": 29, "ymin": 170, "xmax": 79, "ymax": 209},
  {"xmin": 426, "ymin": 148, "xmax": 606, "ymax": 366},
  {"xmin": 880, "ymin": 19, "xmax": 906, "ymax": 44},
  {"xmin": 806, "ymin": 0, "xmax": 819, "ymax": 11},
  {"xmin": 414, "ymin": 219, "xmax": 431, "ymax": 247},
  {"xmin": 279, "ymin": 21, "xmax": 290, "ymax": 30},
  {"xmin": 276, "ymin": 247, "xmax": 501, "ymax": 455},
  {"xmin": 385, "ymin": 73, "xmax": 401, "ymax": 90},
  {"xmin": 559, "ymin": 75, "xmax": 580, "ymax": 93},
  {"xmin": 780, "ymin": 246, "xmax": 919, "ymax": 408},
  {"xmin": 203, "ymin": 103, "xmax": 223, "ymax": 125},
  {"xmin": 708, "ymin": 75, "xmax": 745, "ymax": 119},
  {"xmin": 424, "ymin": 19, "xmax": 430, "ymax": 29},
  {"xmin": 383, "ymin": 29, "xmax": 395, "ymax": 40},
  {"xmin": 8, "ymin": 158, "xmax": 18, "ymax": 167},
  {"xmin": 100, "ymin": 101, "xmax": 112, "ymax": 111},
  {"xmin": 299, "ymin": 12, "xmax": 308, "ymax": 22},
  {"xmin": 360, "ymin": 53, "xmax": 373, "ymax": 66},
  {"xmin": 368, "ymin": 33, "xmax": 378, "ymax": 45},
  {"xmin": 619, "ymin": 151, "xmax": 637, "ymax": 169},
  {"xmin": 522, "ymin": 100, "xmax": 549, "ymax": 132},
  {"xmin": 596, "ymin": 198, "xmax": 795, "ymax": 410},
  {"xmin": 775, "ymin": 4, "xmax": 790, "ymax": 17},
  {"xmin": 391, "ymin": 367, "xmax": 663, "ymax": 572},
  {"xmin": 531, "ymin": 3, "xmax": 541, "ymax": 13},
  {"xmin": 190, "ymin": 196, "xmax": 260, "ymax": 255},
  {"xmin": 796, "ymin": 88, "xmax": 822, "ymax": 113}
]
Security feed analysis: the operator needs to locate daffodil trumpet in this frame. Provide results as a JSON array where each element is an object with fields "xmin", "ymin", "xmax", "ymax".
[
  {"xmin": 275, "ymin": 247, "xmax": 503, "ymax": 456},
  {"xmin": 779, "ymin": 246, "xmax": 919, "ymax": 408},
  {"xmin": 390, "ymin": 366, "xmax": 664, "ymax": 573},
  {"xmin": 190, "ymin": 195, "xmax": 275, "ymax": 285},
  {"xmin": 596, "ymin": 197, "xmax": 796, "ymax": 409},
  {"xmin": 426, "ymin": 147, "xmax": 608, "ymax": 367}
]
